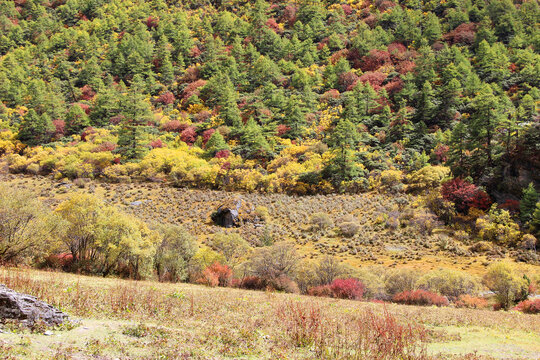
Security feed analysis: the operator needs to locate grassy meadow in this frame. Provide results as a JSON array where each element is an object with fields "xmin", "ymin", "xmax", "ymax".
[{"xmin": 0, "ymin": 268, "xmax": 539, "ymax": 360}]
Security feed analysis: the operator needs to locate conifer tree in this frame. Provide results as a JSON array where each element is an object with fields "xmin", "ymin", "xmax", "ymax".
[
  {"xmin": 520, "ymin": 183, "xmax": 539, "ymax": 224},
  {"xmin": 18, "ymin": 109, "xmax": 54, "ymax": 145}
]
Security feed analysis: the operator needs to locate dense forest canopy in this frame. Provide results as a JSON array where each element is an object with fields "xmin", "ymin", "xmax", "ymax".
[{"xmin": 0, "ymin": 0, "xmax": 538, "ymax": 199}]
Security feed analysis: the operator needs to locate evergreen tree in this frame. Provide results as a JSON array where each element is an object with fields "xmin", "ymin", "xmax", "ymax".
[
  {"xmin": 17, "ymin": 109, "xmax": 54, "ymax": 145},
  {"xmin": 116, "ymin": 76, "xmax": 152, "ymax": 160},
  {"xmin": 205, "ymin": 131, "xmax": 229, "ymax": 157},
  {"xmin": 469, "ymin": 84, "xmax": 502, "ymax": 167},
  {"xmin": 284, "ymin": 96, "xmax": 306, "ymax": 139},
  {"xmin": 65, "ymin": 104, "xmax": 90, "ymax": 135},
  {"xmin": 239, "ymin": 117, "xmax": 271, "ymax": 159},
  {"xmin": 520, "ymin": 183, "xmax": 539, "ymax": 224},
  {"xmin": 326, "ymin": 119, "xmax": 361, "ymax": 184}
]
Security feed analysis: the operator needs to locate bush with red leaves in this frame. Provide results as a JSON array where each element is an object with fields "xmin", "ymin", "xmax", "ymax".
[
  {"xmin": 444, "ymin": 23, "xmax": 476, "ymax": 45},
  {"xmin": 266, "ymin": 18, "xmax": 281, "ymax": 33},
  {"xmin": 330, "ymin": 278, "xmax": 364, "ymax": 300},
  {"xmin": 145, "ymin": 16, "xmax": 158, "ymax": 29},
  {"xmin": 92, "ymin": 141, "xmax": 116, "ymax": 152},
  {"xmin": 338, "ymin": 72, "xmax": 359, "ymax": 92},
  {"xmin": 215, "ymin": 150, "xmax": 230, "ymax": 159},
  {"xmin": 80, "ymin": 85, "xmax": 96, "ymax": 101},
  {"xmin": 157, "ymin": 92, "xmax": 175, "ymax": 105},
  {"xmin": 201, "ymin": 128, "xmax": 215, "ymax": 146},
  {"xmin": 149, "ymin": 139, "xmax": 165, "ymax": 149},
  {"xmin": 43, "ymin": 253, "xmax": 74, "ymax": 270},
  {"xmin": 276, "ymin": 124, "xmax": 290, "ymax": 137},
  {"xmin": 238, "ymin": 276, "xmax": 268, "ymax": 290},
  {"xmin": 392, "ymin": 290, "xmax": 449, "ymax": 307},
  {"xmin": 441, "ymin": 178, "xmax": 492, "ymax": 213},
  {"xmin": 499, "ymin": 199, "xmax": 520, "ymax": 214},
  {"xmin": 308, "ymin": 284, "xmax": 334, "ymax": 298},
  {"xmin": 161, "ymin": 120, "xmax": 187, "ymax": 133},
  {"xmin": 52, "ymin": 119, "xmax": 65, "ymax": 138},
  {"xmin": 197, "ymin": 262, "xmax": 232, "ymax": 287},
  {"xmin": 180, "ymin": 126, "xmax": 197, "ymax": 145},
  {"xmin": 514, "ymin": 299, "xmax": 540, "ymax": 314},
  {"xmin": 358, "ymin": 71, "xmax": 387, "ymax": 90},
  {"xmin": 383, "ymin": 78, "xmax": 403, "ymax": 94},
  {"xmin": 360, "ymin": 49, "xmax": 392, "ymax": 72},
  {"xmin": 397, "ymin": 60, "xmax": 416, "ymax": 74},
  {"xmin": 182, "ymin": 79, "xmax": 206, "ymax": 102},
  {"xmin": 307, "ymin": 278, "xmax": 364, "ymax": 300}
]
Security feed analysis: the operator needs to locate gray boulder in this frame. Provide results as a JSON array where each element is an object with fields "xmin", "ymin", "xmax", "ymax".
[{"xmin": 0, "ymin": 284, "xmax": 68, "ymax": 327}]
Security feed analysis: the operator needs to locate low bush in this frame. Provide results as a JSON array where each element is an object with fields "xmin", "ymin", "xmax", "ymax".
[
  {"xmin": 454, "ymin": 294, "xmax": 489, "ymax": 309},
  {"xmin": 307, "ymin": 284, "xmax": 334, "ymax": 298},
  {"xmin": 514, "ymin": 299, "xmax": 540, "ymax": 314},
  {"xmin": 330, "ymin": 278, "xmax": 364, "ymax": 300},
  {"xmin": 307, "ymin": 278, "xmax": 364, "ymax": 300},
  {"xmin": 197, "ymin": 262, "xmax": 232, "ymax": 287},
  {"xmin": 392, "ymin": 290, "xmax": 449, "ymax": 307},
  {"xmin": 417, "ymin": 268, "xmax": 480, "ymax": 299},
  {"xmin": 237, "ymin": 276, "xmax": 267, "ymax": 290}
]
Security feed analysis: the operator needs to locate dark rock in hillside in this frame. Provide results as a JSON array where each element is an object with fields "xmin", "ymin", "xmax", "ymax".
[
  {"xmin": 212, "ymin": 200, "xmax": 242, "ymax": 228},
  {"xmin": 0, "ymin": 284, "xmax": 68, "ymax": 327}
]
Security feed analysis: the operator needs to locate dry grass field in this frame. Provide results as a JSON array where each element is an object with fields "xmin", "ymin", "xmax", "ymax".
[
  {"xmin": 2, "ymin": 172, "xmax": 537, "ymax": 277},
  {"xmin": 0, "ymin": 268, "xmax": 539, "ymax": 360}
]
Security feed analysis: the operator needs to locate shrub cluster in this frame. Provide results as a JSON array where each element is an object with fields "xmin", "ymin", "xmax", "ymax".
[{"xmin": 392, "ymin": 290, "xmax": 449, "ymax": 307}]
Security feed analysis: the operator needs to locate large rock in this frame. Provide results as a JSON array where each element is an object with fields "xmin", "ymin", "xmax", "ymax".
[{"xmin": 0, "ymin": 284, "xmax": 68, "ymax": 327}]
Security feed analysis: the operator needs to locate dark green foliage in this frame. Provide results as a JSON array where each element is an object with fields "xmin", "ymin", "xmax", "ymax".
[
  {"xmin": 18, "ymin": 109, "xmax": 54, "ymax": 146},
  {"xmin": 520, "ymin": 183, "xmax": 539, "ymax": 224}
]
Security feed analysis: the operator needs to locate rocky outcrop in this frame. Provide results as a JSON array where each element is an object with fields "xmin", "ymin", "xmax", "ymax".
[{"xmin": 0, "ymin": 284, "xmax": 68, "ymax": 327}]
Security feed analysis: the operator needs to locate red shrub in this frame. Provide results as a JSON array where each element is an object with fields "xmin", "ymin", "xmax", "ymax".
[
  {"xmin": 387, "ymin": 42, "xmax": 407, "ymax": 61},
  {"xmin": 397, "ymin": 60, "xmax": 416, "ymax": 74},
  {"xmin": 180, "ymin": 126, "xmax": 197, "ymax": 145},
  {"xmin": 433, "ymin": 143, "xmax": 449, "ymax": 163},
  {"xmin": 196, "ymin": 270, "xmax": 219, "ymax": 287},
  {"xmin": 469, "ymin": 190, "xmax": 492, "ymax": 211},
  {"xmin": 514, "ymin": 299, "xmax": 540, "ymax": 314},
  {"xmin": 393, "ymin": 290, "xmax": 449, "ymax": 306},
  {"xmin": 92, "ymin": 141, "xmax": 116, "ymax": 152},
  {"xmin": 161, "ymin": 120, "xmax": 187, "ymax": 133},
  {"xmin": 145, "ymin": 16, "xmax": 159, "ymax": 29},
  {"xmin": 444, "ymin": 23, "xmax": 476, "ymax": 45},
  {"xmin": 80, "ymin": 85, "xmax": 96, "ymax": 100},
  {"xmin": 341, "ymin": 4, "xmax": 353, "ymax": 15},
  {"xmin": 281, "ymin": 5, "xmax": 297, "ymax": 26},
  {"xmin": 441, "ymin": 178, "xmax": 491, "ymax": 213},
  {"xmin": 276, "ymin": 124, "xmax": 290, "ymax": 137},
  {"xmin": 308, "ymin": 284, "xmax": 334, "ymax": 298},
  {"xmin": 338, "ymin": 72, "xmax": 359, "ymax": 92},
  {"xmin": 320, "ymin": 89, "xmax": 340, "ymax": 103},
  {"xmin": 330, "ymin": 278, "xmax": 364, "ymax": 300},
  {"xmin": 499, "ymin": 199, "xmax": 520, "ymax": 213},
  {"xmin": 109, "ymin": 114, "xmax": 125, "ymax": 125},
  {"xmin": 215, "ymin": 150, "xmax": 231, "ymax": 159},
  {"xmin": 44, "ymin": 253, "xmax": 74, "ymax": 270},
  {"xmin": 238, "ymin": 276, "xmax": 267, "ymax": 290},
  {"xmin": 182, "ymin": 79, "xmax": 206, "ymax": 101},
  {"xmin": 149, "ymin": 139, "xmax": 165, "ymax": 149},
  {"xmin": 198, "ymin": 262, "xmax": 232, "ymax": 287},
  {"xmin": 189, "ymin": 46, "xmax": 202, "ymax": 58},
  {"xmin": 194, "ymin": 110, "xmax": 212, "ymax": 123},
  {"xmin": 202, "ymin": 128, "xmax": 215, "ymax": 146},
  {"xmin": 454, "ymin": 295, "xmax": 489, "ymax": 309},
  {"xmin": 52, "ymin": 119, "xmax": 65, "ymax": 137},
  {"xmin": 360, "ymin": 49, "xmax": 392, "ymax": 72},
  {"xmin": 383, "ymin": 78, "xmax": 403, "ymax": 94},
  {"xmin": 358, "ymin": 71, "xmax": 387, "ymax": 90},
  {"xmin": 266, "ymin": 18, "xmax": 281, "ymax": 33},
  {"xmin": 157, "ymin": 92, "xmax": 175, "ymax": 105}
]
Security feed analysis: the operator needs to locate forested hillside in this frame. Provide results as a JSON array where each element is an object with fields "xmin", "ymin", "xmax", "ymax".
[{"xmin": 0, "ymin": 0, "xmax": 539, "ymax": 238}]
